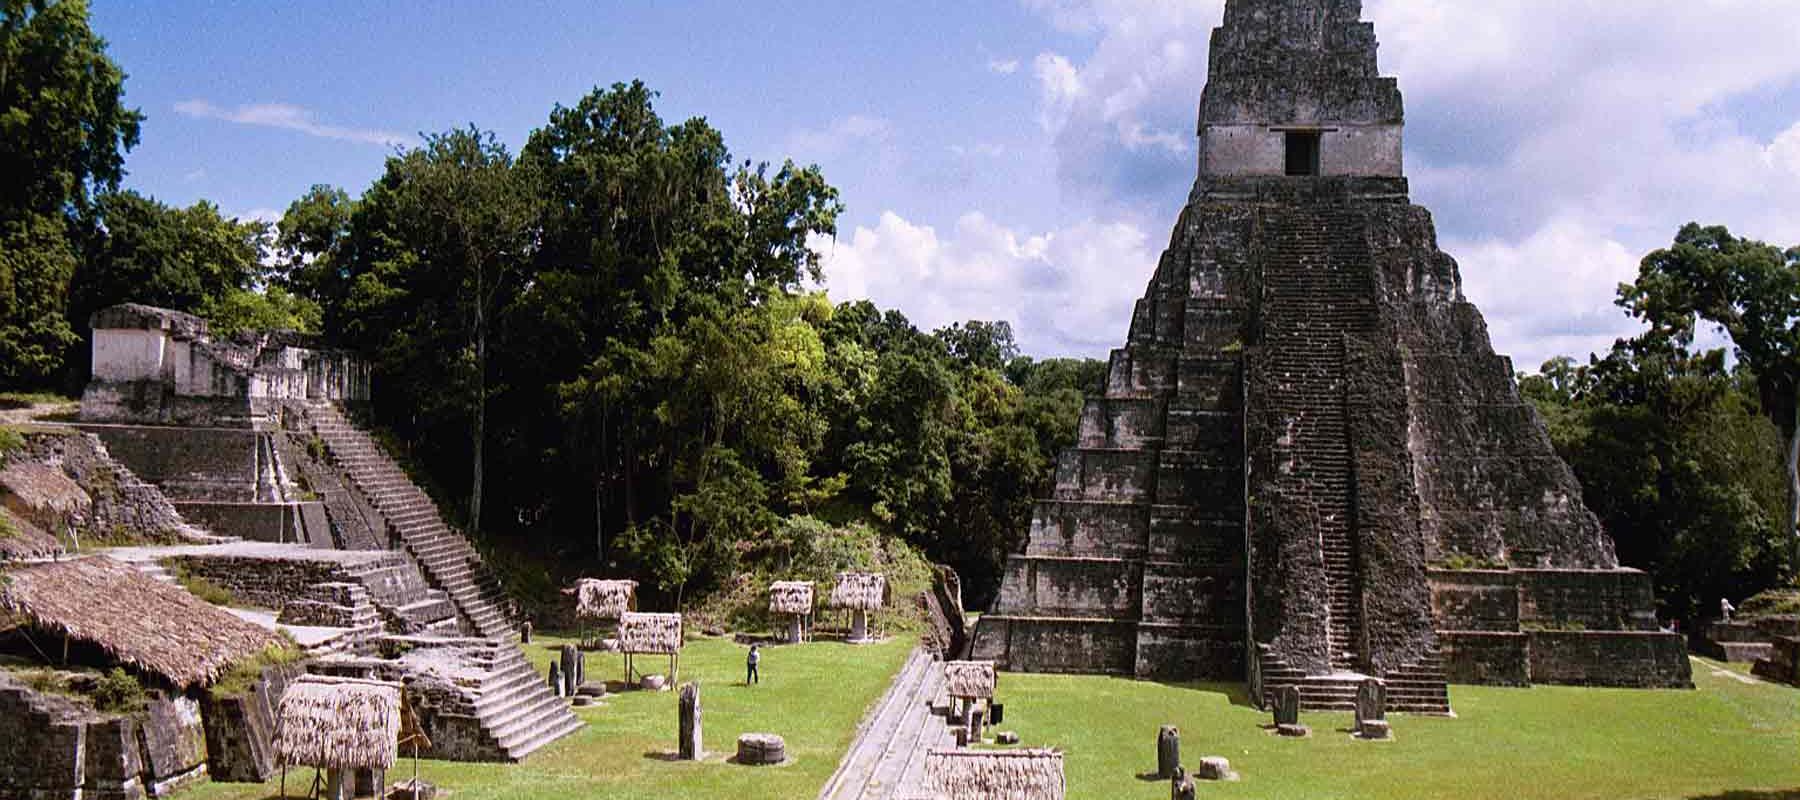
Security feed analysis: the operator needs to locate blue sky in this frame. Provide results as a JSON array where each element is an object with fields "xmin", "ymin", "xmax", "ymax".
[{"xmin": 92, "ymin": 1, "xmax": 1800, "ymax": 369}]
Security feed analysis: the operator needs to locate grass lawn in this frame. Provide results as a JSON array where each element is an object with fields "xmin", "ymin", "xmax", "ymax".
[
  {"xmin": 999, "ymin": 656, "xmax": 1800, "ymax": 800},
  {"xmin": 186, "ymin": 632, "xmax": 913, "ymax": 800}
]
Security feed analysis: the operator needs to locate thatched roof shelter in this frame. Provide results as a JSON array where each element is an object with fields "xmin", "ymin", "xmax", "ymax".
[
  {"xmin": 275, "ymin": 675, "xmax": 402, "ymax": 771},
  {"xmin": 0, "ymin": 462, "xmax": 90, "ymax": 520},
  {"xmin": 617, "ymin": 612, "xmax": 683, "ymax": 655},
  {"xmin": 569, "ymin": 579, "xmax": 638, "ymax": 621},
  {"xmin": 0, "ymin": 556, "xmax": 283, "ymax": 689},
  {"xmin": 829, "ymin": 572, "xmax": 887, "ymax": 611},
  {"xmin": 923, "ymin": 748, "xmax": 1065, "ymax": 800},
  {"xmin": 769, "ymin": 581, "xmax": 815, "ymax": 615},
  {"xmin": 943, "ymin": 660, "xmax": 997, "ymax": 700}
]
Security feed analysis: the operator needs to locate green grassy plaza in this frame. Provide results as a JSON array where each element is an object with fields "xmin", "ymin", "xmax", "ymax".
[{"xmin": 186, "ymin": 634, "xmax": 1799, "ymax": 800}]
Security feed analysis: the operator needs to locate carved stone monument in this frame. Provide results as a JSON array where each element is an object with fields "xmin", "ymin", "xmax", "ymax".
[
  {"xmin": 678, "ymin": 682, "xmax": 702, "ymax": 760},
  {"xmin": 1157, "ymin": 725, "xmax": 1181, "ymax": 780},
  {"xmin": 1355, "ymin": 679, "xmax": 1389, "ymax": 739}
]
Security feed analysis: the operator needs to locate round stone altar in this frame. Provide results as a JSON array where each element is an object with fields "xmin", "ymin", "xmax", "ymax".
[{"xmin": 736, "ymin": 733, "xmax": 786, "ymax": 766}]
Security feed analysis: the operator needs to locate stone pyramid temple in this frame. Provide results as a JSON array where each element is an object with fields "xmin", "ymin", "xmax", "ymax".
[{"xmin": 970, "ymin": 0, "xmax": 1691, "ymax": 711}]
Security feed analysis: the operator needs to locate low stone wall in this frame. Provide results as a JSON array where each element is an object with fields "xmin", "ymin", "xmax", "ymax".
[
  {"xmin": 1526, "ymin": 631, "xmax": 1692, "ymax": 688},
  {"xmin": 138, "ymin": 694, "xmax": 209, "ymax": 796},
  {"xmin": 1438, "ymin": 631, "xmax": 1529, "ymax": 686},
  {"xmin": 1134, "ymin": 624, "xmax": 1245, "ymax": 680},
  {"xmin": 993, "ymin": 557, "xmax": 1141, "ymax": 619},
  {"xmin": 18, "ymin": 431, "xmax": 197, "ymax": 544},
  {"xmin": 81, "ymin": 380, "xmax": 255, "ymax": 428},
  {"xmin": 1428, "ymin": 570, "xmax": 1520, "ymax": 631},
  {"xmin": 165, "ymin": 553, "xmax": 352, "ymax": 610},
  {"xmin": 1429, "ymin": 569, "xmax": 1658, "ymax": 632},
  {"xmin": 201, "ymin": 661, "xmax": 308, "ymax": 783},
  {"xmin": 970, "ymin": 616, "xmax": 1137, "ymax": 674},
  {"xmin": 1516, "ymin": 570, "xmax": 1659, "ymax": 632},
  {"xmin": 77, "ymin": 425, "xmax": 258, "ymax": 502},
  {"xmin": 0, "ymin": 678, "xmax": 208, "ymax": 800},
  {"xmin": 173, "ymin": 500, "xmax": 327, "ymax": 544},
  {"xmin": 0, "ymin": 678, "xmax": 102, "ymax": 800},
  {"xmin": 165, "ymin": 549, "xmax": 450, "ymax": 635}
]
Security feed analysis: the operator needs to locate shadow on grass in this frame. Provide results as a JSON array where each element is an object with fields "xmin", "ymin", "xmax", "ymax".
[
  {"xmin": 1680, "ymin": 792, "xmax": 1800, "ymax": 800},
  {"xmin": 1142, "ymin": 680, "xmax": 1259, "ymax": 710}
]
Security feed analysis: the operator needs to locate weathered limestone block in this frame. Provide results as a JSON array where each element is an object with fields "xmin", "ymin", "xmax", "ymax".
[{"xmin": 1197, "ymin": 756, "xmax": 1237, "ymax": 781}]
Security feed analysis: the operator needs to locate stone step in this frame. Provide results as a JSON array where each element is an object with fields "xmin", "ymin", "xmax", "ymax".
[{"xmin": 502, "ymin": 712, "xmax": 585, "ymax": 761}]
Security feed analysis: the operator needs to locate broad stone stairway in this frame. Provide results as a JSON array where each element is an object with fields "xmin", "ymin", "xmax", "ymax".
[
  {"xmin": 1251, "ymin": 205, "xmax": 1451, "ymax": 715},
  {"xmin": 818, "ymin": 648, "xmax": 956, "ymax": 800},
  {"xmin": 304, "ymin": 404, "xmax": 514, "ymax": 638},
  {"xmin": 1260, "ymin": 207, "xmax": 1371, "ymax": 671},
  {"xmin": 301, "ymin": 402, "xmax": 583, "ymax": 759}
]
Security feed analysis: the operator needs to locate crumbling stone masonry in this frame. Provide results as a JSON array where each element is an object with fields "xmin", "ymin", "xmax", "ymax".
[{"xmin": 972, "ymin": 0, "xmax": 1689, "ymax": 708}]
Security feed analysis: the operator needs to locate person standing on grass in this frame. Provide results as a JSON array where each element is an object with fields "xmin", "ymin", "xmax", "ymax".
[{"xmin": 747, "ymin": 644, "xmax": 761, "ymax": 685}]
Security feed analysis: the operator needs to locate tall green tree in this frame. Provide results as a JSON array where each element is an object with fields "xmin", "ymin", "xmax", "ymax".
[
  {"xmin": 0, "ymin": 0, "xmax": 142, "ymax": 388},
  {"xmin": 520, "ymin": 82, "xmax": 841, "ymax": 574},
  {"xmin": 1620, "ymin": 223, "xmax": 1800, "ymax": 567},
  {"xmin": 341, "ymin": 128, "xmax": 535, "ymax": 537},
  {"xmin": 68, "ymin": 191, "xmax": 271, "ymax": 376},
  {"xmin": 272, "ymin": 184, "xmax": 357, "ymax": 320},
  {"xmin": 1522, "ymin": 343, "xmax": 1790, "ymax": 619}
]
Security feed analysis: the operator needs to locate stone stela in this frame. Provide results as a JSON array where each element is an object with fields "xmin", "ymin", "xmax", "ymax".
[{"xmin": 970, "ymin": 0, "xmax": 1691, "ymax": 712}]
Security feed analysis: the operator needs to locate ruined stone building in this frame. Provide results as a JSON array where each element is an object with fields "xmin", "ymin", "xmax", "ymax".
[
  {"xmin": 971, "ymin": 0, "xmax": 1690, "ymax": 710},
  {"xmin": 2, "ymin": 304, "xmax": 580, "ymax": 796}
]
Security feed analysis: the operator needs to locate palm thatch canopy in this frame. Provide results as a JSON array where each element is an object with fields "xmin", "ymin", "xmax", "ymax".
[
  {"xmin": 0, "ymin": 462, "xmax": 90, "ymax": 518},
  {"xmin": 943, "ymin": 660, "xmax": 997, "ymax": 699},
  {"xmin": 618, "ymin": 612, "xmax": 683, "ymax": 655},
  {"xmin": 769, "ymin": 581, "xmax": 815, "ymax": 615},
  {"xmin": 0, "ymin": 556, "xmax": 283, "ymax": 689},
  {"xmin": 829, "ymin": 572, "xmax": 887, "ymax": 611},
  {"xmin": 569, "ymin": 579, "xmax": 638, "ymax": 621},
  {"xmin": 923, "ymin": 748, "xmax": 1065, "ymax": 800},
  {"xmin": 275, "ymin": 675, "xmax": 402, "ymax": 771}
]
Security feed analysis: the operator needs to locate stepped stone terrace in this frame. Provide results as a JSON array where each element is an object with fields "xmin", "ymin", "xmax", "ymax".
[{"xmin": 970, "ymin": 0, "xmax": 1690, "ymax": 711}]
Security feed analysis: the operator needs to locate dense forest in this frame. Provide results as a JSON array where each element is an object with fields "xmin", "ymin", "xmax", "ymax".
[{"xmin": 3, "ymin": 0, "xmax": 1795, "ymax": 621}]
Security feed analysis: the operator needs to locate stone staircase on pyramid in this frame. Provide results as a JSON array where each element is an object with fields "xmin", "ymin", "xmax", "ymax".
[
  {"xmin": 302, "ymin": 404, "xmax": 515, "ymax": 639},
  {"xmin": 1257, "ymin": 207, "xmax": 1375, "ymax": 671},
  {"xmin": 299, "ymin": 402, "xmax": 583, "ymax": 760}
]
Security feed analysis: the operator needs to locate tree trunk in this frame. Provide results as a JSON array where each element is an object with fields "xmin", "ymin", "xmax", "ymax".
[
  {"xmin": 471, "ymin": 296, "xmax": 486, "ymax": 538},
  {"xmin": 594, "ymin": 479, "xmax": 605, "ymax": 563},
  {"xmin": 1788, "ymin": 398, "xmax": 1799, "ymax": 573}
]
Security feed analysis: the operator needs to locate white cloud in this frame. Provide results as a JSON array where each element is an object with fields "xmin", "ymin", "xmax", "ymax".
[
  {"xmin": 174, "ymin": 99, "xmax": 408, "ymax": 147},
  {"xmin": 1450, "ymin": 219, "xmax": 1643, "ymax": 371},
  {"xmin": 1007, "ymin": 1, "xmax": 1800, "ymax": 364},
  {"xmin": 1768, "ymin": 121, "xmax": 1800, "ymax": 176},
  {"xmin": 785, "ymin": 114, "xmax": 893, "ymax": 160},
  {"xmin": 817, "ymin": 210, "xmax": 1153, "ymax": 355},
  {"xmin": 1032, "ymin": 52, "xmax": 1083, "ymax": 132},
  {"xmin": 988, "ymin": 58, "xmax": 1021, "ymax": 75},
  {"xmin": 232, "ymin": 208, "xmax": 284, "ymax": 225}
]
